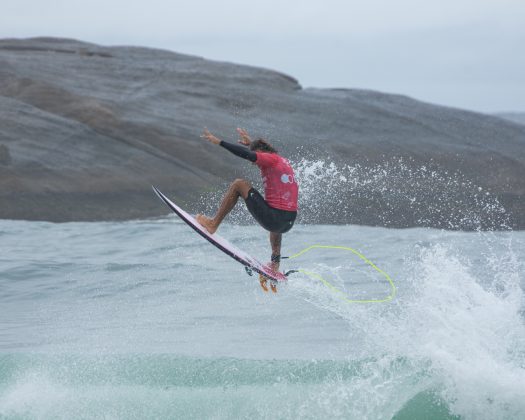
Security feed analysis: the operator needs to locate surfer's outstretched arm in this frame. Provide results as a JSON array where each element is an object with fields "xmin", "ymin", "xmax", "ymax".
[
  {"xmin": 201, "ymin": 129, "xmax": 257, "ymax": 162},
  {"xmin": 220, "ymin": 141, "xmax": 256, "ymax": 162},
  {"xmin": 237, "ymin": 128, "xmax": 252, "ymax": 146}
]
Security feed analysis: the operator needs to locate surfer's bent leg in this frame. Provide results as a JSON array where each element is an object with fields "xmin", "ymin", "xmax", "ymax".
[{"xmin": 196, "ymin": 179, "xmax": 251, "ymax": 234}]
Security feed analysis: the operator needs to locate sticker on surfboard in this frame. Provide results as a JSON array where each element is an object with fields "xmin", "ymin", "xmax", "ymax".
[{"xmin": 152, "ymin": 186, "xmax": 287, "ymax": 282}]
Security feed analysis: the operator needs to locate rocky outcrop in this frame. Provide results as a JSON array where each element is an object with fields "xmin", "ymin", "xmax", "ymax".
[
  {"xmin": 496, "ymin": 113, "xmax": 525, "ymax": 126},
  {"xmin": 1, "ymin": 37, "xmax": 524, "ymax": 229}
]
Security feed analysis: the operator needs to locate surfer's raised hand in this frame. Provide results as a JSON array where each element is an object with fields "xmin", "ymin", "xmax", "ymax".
[
  {"xmin": 237, "ymin": 128, "xmax": 252, "ymax": 146},
  {"xmin": 201, "ymin": 128, "xmax": 221, "ymax": 145}
]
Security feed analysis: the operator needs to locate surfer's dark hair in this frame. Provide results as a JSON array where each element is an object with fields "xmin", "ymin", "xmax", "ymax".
[{"xmin": 250, "ymin": 139, "xmax": 277, "ymax": 153}]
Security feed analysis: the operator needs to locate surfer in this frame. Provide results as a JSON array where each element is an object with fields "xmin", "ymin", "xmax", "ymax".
[{"xmin": 197, "ymin": 128, "xmax": 298, "ymax": 291}]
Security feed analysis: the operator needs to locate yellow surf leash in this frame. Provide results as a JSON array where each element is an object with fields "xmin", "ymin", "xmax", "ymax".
[{"xmin": 283, "ymin": 245, "xmax": 396, "ymax": 303}]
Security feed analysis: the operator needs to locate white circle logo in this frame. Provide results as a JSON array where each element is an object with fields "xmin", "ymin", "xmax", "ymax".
[{"xmin": 281, "ymin": 174, "xmax": 293, "ymax": 184}]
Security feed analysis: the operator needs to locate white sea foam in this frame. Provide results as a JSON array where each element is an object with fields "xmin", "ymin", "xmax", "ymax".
[{"xmin": 288, "ymin": 232, "xmax": 525, "ymax": 419}]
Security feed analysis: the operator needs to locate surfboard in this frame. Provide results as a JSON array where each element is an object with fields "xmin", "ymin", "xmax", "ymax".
[{"xmin": 152, "ymin": 186, "xmax": 287, "ymax": 282}]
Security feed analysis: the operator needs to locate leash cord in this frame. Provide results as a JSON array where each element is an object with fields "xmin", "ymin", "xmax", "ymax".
[{"xmin": 284, "ymin": 245, "xmax": 396, "ymax": 304}]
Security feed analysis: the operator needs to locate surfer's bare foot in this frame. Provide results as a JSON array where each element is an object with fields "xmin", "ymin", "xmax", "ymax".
[
  {"xmin": 196, "ymin": 214, "xmax": 218, "ymax": 234},
  {"xmin": 270, "ymin": 282, "xmax": 278, "ymax": 293},
  {"xmin": 259, "ymin": 276, "xmax": 269, "ymax": 292}
]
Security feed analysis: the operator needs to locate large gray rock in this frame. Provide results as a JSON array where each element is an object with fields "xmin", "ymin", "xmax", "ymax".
[
  {"xmin": 496, "ymin": 113, "xmax": 525, "ymax": 126},
  {"xmin": 1, "ymin": 37, "xmax": 524, "ymax": 229}
]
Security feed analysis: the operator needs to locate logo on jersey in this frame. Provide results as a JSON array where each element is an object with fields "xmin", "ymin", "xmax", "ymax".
[{"xmin": 280, "ymin": 174, "xmax": 295, "ymax": 184}]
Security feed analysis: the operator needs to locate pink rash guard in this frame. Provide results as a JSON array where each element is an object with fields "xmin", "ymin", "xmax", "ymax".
[{"xmin": 255, "ymin": 152, "xmax": 298, "ymax": 212}]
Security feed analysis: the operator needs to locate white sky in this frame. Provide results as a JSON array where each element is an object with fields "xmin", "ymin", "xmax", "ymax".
[{"xmin": 2, "ymin": 0, "xmax": 524, "ymax": 113}]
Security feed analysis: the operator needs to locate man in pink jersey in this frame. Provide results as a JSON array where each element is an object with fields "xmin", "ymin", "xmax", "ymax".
[{"xmin": 197, "ymin": 128, "xmax": 298, "ymax": 291}]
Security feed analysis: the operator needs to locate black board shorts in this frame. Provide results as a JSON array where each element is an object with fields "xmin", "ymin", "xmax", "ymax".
[
  {"xmin": 244, "ymin": 188, "xmax": 297, "ymax": 234},
  {"xmin": 244, "ymin": 188, "xmax": 297, "ymax": 233}
]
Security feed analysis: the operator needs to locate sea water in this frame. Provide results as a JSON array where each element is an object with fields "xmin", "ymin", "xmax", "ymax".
[{"xmin": 1, "ymin": 218, "xmax": 524, "ymax": 419}]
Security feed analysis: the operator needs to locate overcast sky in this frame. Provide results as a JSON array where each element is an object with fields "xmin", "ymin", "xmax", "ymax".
[{"xmin": 2, "ymin": 0, "xmax": 524, "ymax": 113}]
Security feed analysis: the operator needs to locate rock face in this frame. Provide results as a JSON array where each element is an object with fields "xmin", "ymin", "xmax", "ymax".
[
  {"xmin": 496, "ymin": 113, "xmax": 525, "ymax": 126},
  {"xmin": 1, "ymin": 37, "xmax": 525, "ymax": 229}
]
